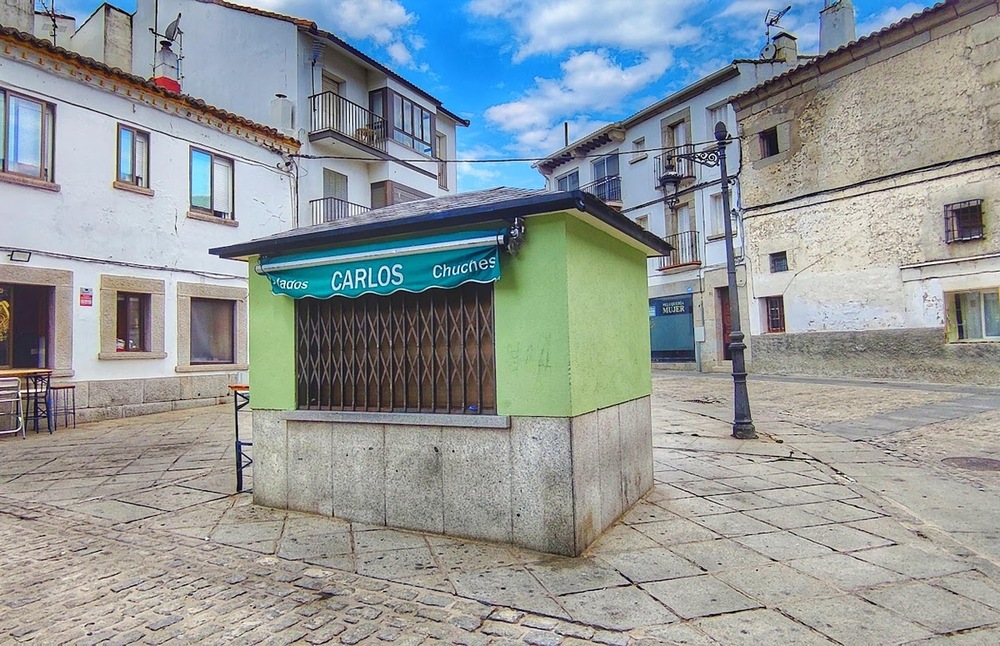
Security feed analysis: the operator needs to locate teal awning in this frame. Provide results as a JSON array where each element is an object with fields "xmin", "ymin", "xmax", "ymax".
[{"xmin": 258, "ymin": 229, "xmax": 504, "ymax": 299}]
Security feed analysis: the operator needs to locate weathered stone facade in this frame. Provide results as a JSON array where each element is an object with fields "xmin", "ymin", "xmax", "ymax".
[{"xmin": 734, "ymin": 0, "xmax": 1000, "ymax": 384}]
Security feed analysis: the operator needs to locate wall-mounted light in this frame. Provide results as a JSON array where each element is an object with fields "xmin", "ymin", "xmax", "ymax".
[{"xmin": 8, "ymin": 250, "xmax": 31, "ymax": 263}]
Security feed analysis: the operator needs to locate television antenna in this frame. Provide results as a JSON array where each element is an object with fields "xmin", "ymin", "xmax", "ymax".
[
  {"xmin": 149, "ymin": 13, "xmax": 184, "ymax": 81},
  {"xmin": 36, "ymin": 0, "xmax": 59, "ymax": 46},
  {"xmin": 765, "ymin": 5, "xmax": 792, "ymax": 38}
]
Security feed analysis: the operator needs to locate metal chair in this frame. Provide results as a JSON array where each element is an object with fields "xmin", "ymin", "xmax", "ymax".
[{"xmin": 0, "ymin": 377, "xmax": 25, "ymax": 439}]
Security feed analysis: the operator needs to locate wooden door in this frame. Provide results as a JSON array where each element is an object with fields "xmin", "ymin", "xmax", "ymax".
[{"xmin": 718, "ymin": 287, "xmax": 732, "ymax": 361}]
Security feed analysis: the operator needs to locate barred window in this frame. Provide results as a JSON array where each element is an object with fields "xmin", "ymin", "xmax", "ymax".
[
  {"xmin": 765, "ymin": 296, "xmax": 785, "ymax": 333},
  {"xmin": 296, "ymin": 283, "xmax": 496, "ymax": 414},
  {"xmin": 945, "ymin": 200, "xmax": 984, "ymax": 243}
]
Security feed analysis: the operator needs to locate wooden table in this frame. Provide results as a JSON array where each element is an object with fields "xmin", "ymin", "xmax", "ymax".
[{"xmin": 0, "ymin": 368, "xmax": 53, "ymax": 433}]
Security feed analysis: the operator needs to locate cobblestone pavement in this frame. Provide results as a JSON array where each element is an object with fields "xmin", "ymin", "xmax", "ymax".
[{"xmin": 2, "ymin": 374, "xmax": 1000, "ymax": 644}]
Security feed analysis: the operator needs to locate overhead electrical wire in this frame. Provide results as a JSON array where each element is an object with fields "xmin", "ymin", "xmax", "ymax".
[{"xmin": 288, "ymin": 136, "xmax": 747, "ymax": 165}]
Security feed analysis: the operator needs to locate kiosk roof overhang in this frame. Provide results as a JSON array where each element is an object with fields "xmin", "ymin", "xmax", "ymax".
[{"xmin": 210, "ymin": 187, "xmax": 673, "ymax": 260}]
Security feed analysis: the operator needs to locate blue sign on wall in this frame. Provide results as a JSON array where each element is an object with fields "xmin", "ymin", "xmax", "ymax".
[{"xmin": 650, "ymin": 294, "xmax": 695, "ymax": 362}]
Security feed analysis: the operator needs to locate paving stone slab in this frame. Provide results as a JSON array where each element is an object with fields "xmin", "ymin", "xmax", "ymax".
[
  {"xmin": 713, "ymin": 563, "xmax": 842, "ymax": 606},
  {"xmin": 633, "ymin": 518, "xmax": 719, "ymax": 547},
  {"xmin": 732, "ymin": 531, "xmax": 835, "ymax": 562},
  {"xmin": 783, "ymin": 594, "xmax": 934, "ymax": 644},
  {"xmin": 595, "ymin": 548, "xmax": 703, "ymax": 584},
  {"xmin": 643, "ymin": 575, "xmax": 760, "ymax": 620},
  {"xmin": 852, "ymin": 544, "xmax": 973, "ymax": 579},
  {"xmin": 558, "ymin": 586, "xmax": 678, "ymax": 631},
  {"xmin": 526, "ymin": 558, "xmax": 630, "ymax": 596},
  {"xmin": 694, "ymin": 608, "xmax": 835, "ymax": 644},
  {"xmin": 791, "ymin": 524, "xmax": 894, "ymax": 553},
  {"xmin": 862, "ymin": 581, "xmax": 1000, "ymax": 634},
  {"xmin": 691, "ymin": 511, "xmax": 778, "ymax": 538},
  {"xmin": 786, "ymin": 553, "xmax": 908, "ymax": 591},
  {"xmin": 667, "ymin": 539, "xmax": 774, "ymax": 573}
]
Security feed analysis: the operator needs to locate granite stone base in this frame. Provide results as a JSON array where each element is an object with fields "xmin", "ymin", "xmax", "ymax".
[
  {"xmin": 751, "ymin": 328, "xmax": 1000, "ymax": 385},
  {"xmin": 253, "ymin": 397, "xmax": 653, "ymax": 556},
  {"xmin": 58, "ymin": 373, "xmax": 240, "ymax": 424}
]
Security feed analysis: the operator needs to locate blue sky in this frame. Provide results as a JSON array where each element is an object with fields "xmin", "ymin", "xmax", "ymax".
[{"xmin": 57, "ymin": 0, "xmax": 933, "ymax": 191}]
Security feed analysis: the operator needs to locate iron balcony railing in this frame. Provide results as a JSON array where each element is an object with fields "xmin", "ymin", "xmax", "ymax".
[
  {"xmin": 658, "ymin": 230, "xmax": 700, "ymax": 270},
  {"xmin": 310, "ymin": 197, "xmax": 371, "ymax": 225},
  {"xmin": 309, "ymin": 91, "xmax": 388, "ymax": 153},
  {"xmin": 581, "ymin": 175, "xmax": 622, "ymax": 203},
  {"xmin": 653, "ymin": 144, "xmax": 696, "ymax": 189}
]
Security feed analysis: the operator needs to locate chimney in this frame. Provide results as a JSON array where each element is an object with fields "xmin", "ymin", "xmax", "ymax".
[
  {"xmin": 270, "ymin": 94, "xmax": 295, "ymax": 138},
  {"xmin": 820, "ymin": 0, "xmax": 856, "ymax": 53},
  {"xmin": 152, "ymin": 40, "xmax": 180, "ymax": 92},
  {"xmin": 1, "ymin": 0, "xmax": 35, "ymax": 33},
  {"xmin": 773, "ymin": 31, "xmax": 798, "ymax": 65}
]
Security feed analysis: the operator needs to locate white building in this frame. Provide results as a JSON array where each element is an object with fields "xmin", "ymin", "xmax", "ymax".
[
  {"xmin": 0, "ymin": 23, "xmax": 298, "ymax": 421},
  {"xmin": 131, "ymin": 0, "xmax": 469, "ymax": 227},
  {"xmin": 535, "ymin": 39, "xmax": 801, "ymax": 372}
]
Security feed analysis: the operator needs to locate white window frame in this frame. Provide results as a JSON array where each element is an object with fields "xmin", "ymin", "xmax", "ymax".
[
  {"xmin": 556, "ymin": 169, "xmax": 579, "ymax": 191},
  {"xmin": 0, "ymin": 88, "xmax": 55, "ymax": 182},
  {"xmin": 116, "ymin": 124, "xmax": 151, "ymax": 192},
  {"xmin": 630, "ymin": 136, "xmax": 647, "ymax": 163},
  {"xmin": 189, "ymin": 148, "xmax": 235, "ymax": 221},
  {"xmin": 708, "ymin": 191, "xmax": 731, "ymax": 239},
  {"xmin": 948, "ymin": 289, "xmax": 1000, "ymax": 342}
]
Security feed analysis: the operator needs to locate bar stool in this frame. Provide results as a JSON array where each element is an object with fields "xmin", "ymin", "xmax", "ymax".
[{"xmin": 50, "ymin": 384, "xmax": 77, "ymax": 429}]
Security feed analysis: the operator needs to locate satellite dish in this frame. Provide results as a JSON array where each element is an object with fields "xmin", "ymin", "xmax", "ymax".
[
  {"xmin": 761, "ymin": 43, "xmax": 777, "ymax": 59},
  {"xmin": 164, "ymin": 13, "xmax": 182, "ymax": 42}
]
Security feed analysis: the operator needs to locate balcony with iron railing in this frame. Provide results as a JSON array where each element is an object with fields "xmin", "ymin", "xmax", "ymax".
[
  {"xmin": 309, "ymin": 92, "xmax": 388, "ymax": 156},
  {"xmin": 581, "ymin": 175, "xmax": 622, "ymax": 204},
  {"xmin": 657, "ymin": 231, "xmax": 701, "ymax": 271},
  {"xmin": 653, "ymin": 144, "xmax": 696, "ymax": 189},
  {"xmin": 310, "ymin": 197, "xmax": 371, "ymax": 226}
]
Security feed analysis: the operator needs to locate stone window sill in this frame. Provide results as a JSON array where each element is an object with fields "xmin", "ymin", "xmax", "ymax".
[
  {"xmin": 175, "ymin": 363, "xmax": 249, "ymax": 373},
  {"xmin": 0, "ymin": 171, "xmax": 60, "ymax": 192},
  {"xmin": 283, "ymin": 409, "xmax": 510, "ymax": 429},
  {"xmin": 113, "ymin": 180, "xmax": 155, "ymax": 196},
  {"xmin": 186, "ymin": 210, "xmax": 239, "ymax": 227},
  {"xmin": 706, "ymin": 233, "xmax": 726, "ymax": 241},
  {"xmin": 98, "ymin": 351, "xmax": 168, "ymax": 360},
  {"xmin": 629, "ymin": 154, "xmax": 648, "ymax": 164}
]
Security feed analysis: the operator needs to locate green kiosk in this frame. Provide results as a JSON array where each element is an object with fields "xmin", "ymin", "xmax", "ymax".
[{"xmin": 211, "ymin": 187, "xmax": 672, "ymax": 556}]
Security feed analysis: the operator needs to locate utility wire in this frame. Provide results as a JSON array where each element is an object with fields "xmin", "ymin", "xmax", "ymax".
[{"xmin": 290, "ymin": 136, "xmax": 745, "ymax": 165}]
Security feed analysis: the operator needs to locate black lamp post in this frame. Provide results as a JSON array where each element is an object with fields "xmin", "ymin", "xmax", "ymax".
[{"xmin": 658, "ymin": 122, "xmax": 756, "ymax": 440}]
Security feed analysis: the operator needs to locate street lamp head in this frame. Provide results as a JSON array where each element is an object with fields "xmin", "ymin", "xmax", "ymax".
[
  {"xmin": 714, "ymin": 121, "xmax": 729, "ymax": 143},
  {"xmin": 658, "ymin": 160, "xmax": 682, "ymax": 209}
]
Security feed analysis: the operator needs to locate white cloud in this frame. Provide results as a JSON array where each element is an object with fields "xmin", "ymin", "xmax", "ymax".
[
  {"xmin": 720, "ymin": 0, "xmax": 783, "ymax": 19},
  {"xmin": 467, "ymin": 0, "xmax": 702, "ymax": 61},
  {"xmin": 857, "ymin": 3, "xmax": 926, "ymax": 39},
  {"xmin": 386, "ymin": 42, "xmax": 413, "ymax": 66},
  {"xmin": 248, "ymin": 0, "xmax": 421, "ymax": 65},
  {"xmin": 484, "ymin": 48, "xmax": 671, "ymax": 149}
]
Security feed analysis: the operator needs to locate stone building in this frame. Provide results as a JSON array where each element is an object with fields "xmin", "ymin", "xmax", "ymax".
[{"xmin": 733, "ymin": 0, "xmax": 1000, "ymax": 383}]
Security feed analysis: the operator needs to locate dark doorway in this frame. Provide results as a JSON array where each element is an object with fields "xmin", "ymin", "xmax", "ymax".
[
  {"xmin": 0, "ymin": 283, "xmax": 52, "ymax": 369},
  {"xmin": 717, "ymin": 287, "xmax": 732, "ymax": 361}
]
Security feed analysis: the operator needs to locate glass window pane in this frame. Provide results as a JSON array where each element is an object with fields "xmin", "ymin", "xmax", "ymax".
[
  {"xmin": 8, "ymin": 96, "xmax": 43, "ymax": 177},
  {"xmin": 190, "ymin": 150, "xmax": 212, "ymax": 210},
  {"xmin": 403, "ymin": 100, "xmax": 412, "ymax": 134},
  {"xmin": 984, "ymin": 291, "xmax": 1000, "ymax": 338},
  {"xmin": 212, "ymin": 157, "xmax": 232, "ymax": 216},
  {"xmin": 190, "ymin": 298, "xmax": 234, "ymax": 364},
  {"xmin": 958, "ymin": 292, "xmax": 984, "ymax": 339},
  {"xmin": 135, "ymin": 133, "xmax": 148, "ymax": 187},
  {"xmin": 118, "ymin": 128, "xmax": 134, "ymax": 182},
  {"xmin": 393, "ymin": 94, "xmax": 403, "ymax": 128}
]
